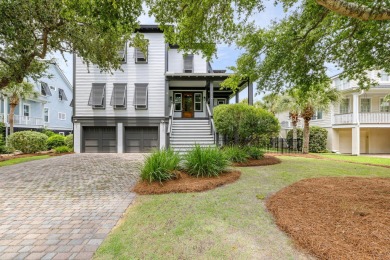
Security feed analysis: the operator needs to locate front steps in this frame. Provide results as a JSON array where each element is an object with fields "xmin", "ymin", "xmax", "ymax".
[{"xmin": 170, "ymin": 120, "xmax": 215, "ymax": 153}]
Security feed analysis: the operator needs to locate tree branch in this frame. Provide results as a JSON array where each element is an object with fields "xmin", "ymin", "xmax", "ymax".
[{"xmin": 316, "ymin": 0, "xmax": 390, "ymax": 21}]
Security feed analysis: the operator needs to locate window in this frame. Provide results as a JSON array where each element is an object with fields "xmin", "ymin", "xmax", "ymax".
[
  {"xmin": 88, "ymin": 83, "xmax": 106, "ymax": 109},
  {"xmin": 59, "ymin": 132, "xmax": 65, "ymax": 136},
  {"xmin": 135, "ymin": 47, "xmax": 148, "ymax": 63},
  {"xmin": 118, "ymin": 44, "xmax": 127, "ymax": 63},
  {"xmin": 380, "ymin": 71, "xmax": 389, "ymax": 81},
  {"xmin": 134, "ymin": 83, "xmax": 148, "ymax": 109},
  {"xmin": 216, "ymin": 99, "xmax": 226, "ymax": 105},
  {"xmin": 360, "ymin": 98, "xmax": 371, "ymax": 112},
  {"xmin": 110, "ymin": 84, "xmax": 127, "ymax": 109},
  {"xmin": 23, "ymin": 104, "xmax": 30, "ymax": 117},
  {"xmin": 194, "ymin": 93, "xmax": 202, "ymax": 111},
  {"xmin": 174, "ymin": 93, "xmax": 182, "ymax": 111},
  {"xmin": 58, "ymin": 88, "xmax": 68, "ymax": 101},
  {"xmin": 58, "ymin": 112, "xmax": 66, "ymax": 120},
  {"xmin": 44, "ymin": 108, "xmax": 49, "ymax": 123},
  {"xmin": 340, "ymin": 98, "xmax": 350, "ymax": 114},
  {"xmin": 312, "ymin": 110, "xmax": 323, "ymax": 120},
  {"xmin": 380, "ymin": 98, "xmax": 390, "ymax": 112},
  {"xmin": 183, "ymin": 54, "xmax": 194, "ymax": 73},
  {"xmin": 41, "ymin": 82, "xmax": 52, "ymax": 96}
]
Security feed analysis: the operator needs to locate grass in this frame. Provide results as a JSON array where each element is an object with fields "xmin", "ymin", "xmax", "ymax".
[
  {"xmin": 318, "ymin": 153, "xmax": 390, "ymax": 166},
  {"xmin": 95, "ymin": 156, "xmax": 390, "ymax": 260},
  {"xmin": 0, "ymin": 155, "xmax": 51, "ymax": 167}
]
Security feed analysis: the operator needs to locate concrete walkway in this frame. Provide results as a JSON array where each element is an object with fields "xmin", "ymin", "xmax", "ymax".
[{"xmin": 0, "ymin": 154, "xmax": 144, "ymax": 260}]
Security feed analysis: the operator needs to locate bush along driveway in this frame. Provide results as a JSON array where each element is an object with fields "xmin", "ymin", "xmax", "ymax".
[
  {"xmin": 95, "ymin": 156, "xmax": 390, "ymax": 259},
  {"xmin": 0, "ymin": 154, "xmax": 142, "ymax": 260}
]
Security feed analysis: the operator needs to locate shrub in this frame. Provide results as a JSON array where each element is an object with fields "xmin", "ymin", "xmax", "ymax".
[
  {"xmin": 245, "ymin": 146, "xmax": 265, "ymax": 160},
  {"xmin": 42, "ymin": 129, "xmax": 56, "ymax": 137},
  {"xmin": 64, "ymin": 134, "xmax": 74, "ymax": 148},
  {"xmin": 8, "ymin": 131, "xmax": 48, "ymax": 153},
  {"xmin": 184, "ymin": 145, "xmax": 229, "ymax": 177},
  {"xmin": 54, "ymin": 145, "xmax": 72, "ymax": 153},
  {"xmin": 287, "ymin": 126, "xmax": 328, "ymax": 153},
  {"xmin": 223, "ymin": 146, "xmax": 249, "ymax": 163},
  {"xmin": 47, "ymin": 134, "xmax": 65, "ymax": 149},
  {"xmin": 214, "ymin": 103, "xmax": 280, "ymax": 146},
  {"xmin": 141, "ymin": 148, "xmax": 181, "ymax": 183}
]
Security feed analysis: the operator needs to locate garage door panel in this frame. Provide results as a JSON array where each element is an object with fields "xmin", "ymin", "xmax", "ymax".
[
  {"xmin": 125, "ymin": 127, "xmax": 158, "ymax": 153},
  {"xmin": 83, "ymin": 127, "xmax": 117, "ymax": 153}
]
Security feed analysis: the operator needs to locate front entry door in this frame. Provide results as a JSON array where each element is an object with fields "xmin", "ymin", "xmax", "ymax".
[{"xmin": 182, "ymin": 93, "xmax": 194, "ymax": 118}]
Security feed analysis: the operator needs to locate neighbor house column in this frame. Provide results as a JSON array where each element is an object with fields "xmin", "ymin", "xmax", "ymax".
[
  {"xmin": 209, "ymin": 81, "xmax": 214, "ymax": 114},
  {"xmin": 248, "ymin": 80, "xmax": 253, "ymax": 105},
  {"xmin": 117, "ymin": 122, "xmax": 124, "ymax": 153},
  {"xmin": 74, "ymin": 122, "xmax": 81, "ymax": 153},
  {"xmin": 351, "ymin": 92, "xmax": 360, "ymax": 155}
]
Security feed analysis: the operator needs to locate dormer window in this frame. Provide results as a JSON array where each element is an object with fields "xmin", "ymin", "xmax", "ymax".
[
  {"xmin": 135, "ymin": 47, "xmax": 148, "ymax": 63},
  {"xmin": 58, "ymin": 88, "xmax": 68, "ymax": 101},
  {"xmin": 118, "ymin": 44, "xmax": 127, "ymax": 64},
  {"xmin": 183, "ymin": 54, "xmax": 194, "ymax": 73},
  {"xmin": 88, "ymin": 83, "xmax": 106, "ymax": 109},
  {"xmin": 41, "ymin": 82, "xmax": 52, "ymax": 96}
]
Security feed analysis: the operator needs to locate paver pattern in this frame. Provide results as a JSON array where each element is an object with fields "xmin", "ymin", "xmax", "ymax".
[{"xmin": 0, "ymin": 154, "xmax": 144, "ymax": 259}]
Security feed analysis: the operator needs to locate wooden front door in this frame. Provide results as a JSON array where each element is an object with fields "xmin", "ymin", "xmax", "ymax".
[{"xmin": 182, "ymin": 93, "xmax": 194, "ymax": 118}]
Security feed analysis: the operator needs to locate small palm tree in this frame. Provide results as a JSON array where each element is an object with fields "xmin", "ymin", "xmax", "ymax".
[{"xmin": 0, "ymin": 81, "xmax": 38, "ymax": 134}]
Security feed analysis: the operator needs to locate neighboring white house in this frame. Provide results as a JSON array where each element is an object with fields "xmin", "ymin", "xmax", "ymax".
[
  {"xmin": 0, "ymin": 62, "xmax": 73, "ymax": 135},
  {"xmin": 278, "ymin": 71, "xmax": 390, "ymax": 155},
  {"xmin": 73, "ymin": 25, "xmax": 252, "ymax": 153}
]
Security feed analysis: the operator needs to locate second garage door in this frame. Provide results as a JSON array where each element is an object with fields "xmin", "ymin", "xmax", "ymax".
[
  {"xmin": 83, "ymin": 127, "xmax": 117, "ymax": 153},
  {"xmin": 125, "ymin": 127, "xmax": 158, "ymax": 153}
]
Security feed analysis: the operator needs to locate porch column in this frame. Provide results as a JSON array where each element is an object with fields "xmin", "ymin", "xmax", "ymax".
[
  {"xmin": 3, "ymin": 97, "xmax": 8, "ymax": 124},
  {"xmin": 209, "ymin": 81, "xmax": 214, "ymax": 114},
  {"xmin": 117, "ymin": 122, "xmax": 124, "ymax": 153},
  {"xmin": 235, "ymin": 91, "xmax": 239, "ymax": 103},
  {"xmin": 352, "ymin": 92, "xmax": 360, "ymax": 155},
  {"xmin": 165, "ymin": 80, "xmax": 170, "ymax": 117},
  {"xmin": 248, "ymin": 80, "xmax": 253, "ymax": 105}
]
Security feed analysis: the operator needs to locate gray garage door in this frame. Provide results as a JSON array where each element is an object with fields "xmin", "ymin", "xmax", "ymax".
[
  {"xmin": 83, "ymin": 127, "xmax": 117, "ymax": 153},
  {"xmin": 125, "ymin": 127, "xmax": 158, "ymax": 153}
]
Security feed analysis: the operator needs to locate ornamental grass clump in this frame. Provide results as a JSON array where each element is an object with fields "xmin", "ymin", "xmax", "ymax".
[
  {"xmin": 223, "ymin": 146, "xmax": 249, "ymax": 163},
  {"xmin": 184, "ymin": 145, "xmax": 229, "ymax": 177},
  {"xmin": 141, "ymin": 148, "xmax": 181, "ymax": 183},
  {"xmin": 245, "ymin": 146, "xmax": 265, "ymax": 160}
]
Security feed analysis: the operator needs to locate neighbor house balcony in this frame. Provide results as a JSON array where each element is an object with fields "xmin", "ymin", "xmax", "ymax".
[
  {"xmin": 0, "ymin": 113, "xmax": 44, "ymax": 127},
  {"xmin": 333, "ymin": 112, "xmax": 390, "ymax": 125}
]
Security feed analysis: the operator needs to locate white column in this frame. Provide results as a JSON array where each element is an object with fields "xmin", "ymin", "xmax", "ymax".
[
  {"xmin": 352, "ymin": 92, "xmax": 360, "ymax": 155},
  {"xmin": 74, "ymin": 122, "xmax": 81, "ymax": 153},
  {"xmin": 117, "ymin": 122, "xmax": 124, "ymax": 153},
  {"xmin": 3, "ymin": 97, "xmax": 8, "ymax": 124},
  {"xmin": 159, "ymin": 120, "xmax": 166, "ymax": 150}
]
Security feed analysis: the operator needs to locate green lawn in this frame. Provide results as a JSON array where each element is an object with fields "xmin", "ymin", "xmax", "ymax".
[
  {"xmin": 0, "ymin": 155, "xmax": 51, "ymax": 167},
  {"xmin": 95, "ymin": 157, "xmax": 390, "ymax": 260},
  {"xmin": 318, "ymin": 153, "xmax": 390, "ymax": 166}
]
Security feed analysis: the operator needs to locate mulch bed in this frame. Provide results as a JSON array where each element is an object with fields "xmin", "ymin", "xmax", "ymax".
[
  {"xmin": 0, "ymin": 151, "xmax": 72, "ymax": 162},
  {"xmin": 232, "ymin": 155, "xmax": 281, "ymax": 167},
  {"xmin": 266, "ymin": 177, "xmax": 390, "ymax": 260},
  {"xmin": 133, "ymin": 170, "xmax": 241, "ymax": 195}
]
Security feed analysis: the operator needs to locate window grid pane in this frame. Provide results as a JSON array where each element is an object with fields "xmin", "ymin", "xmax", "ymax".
[
  {"xmin": 174, "ymin": 93, "xmax": 182, "ymax": 111},
  {"xmin": 360, "ymin": 98, "xmax": 371, "ymax": 113},
  {"xmin": 194, "ymin": 93, "xmax": 202, "ymax": 111},
  {"xmin": 340, "ymin": 99, "xmax": 349, "ymax": 114},
  {"xmin": 380, "ymin": 98, "xmax": 390, "ymax": 112}
]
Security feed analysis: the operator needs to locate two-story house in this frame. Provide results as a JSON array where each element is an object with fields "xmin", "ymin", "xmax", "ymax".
[
  {"xmin": 73, "ymin": 25, "xmax": 253, "ymax": 153},
  {"xmin": 0, "ymin": 62, "xmax": 73, "ymax": 135},
  {"xmin": 278, "ymin": 71, "xmax": 390, "ymax": 155}
]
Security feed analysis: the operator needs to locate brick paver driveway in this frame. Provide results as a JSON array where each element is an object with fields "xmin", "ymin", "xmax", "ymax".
[{"xmin": 0, "ymin": 154, "xmax": 144, "ymax": 260}]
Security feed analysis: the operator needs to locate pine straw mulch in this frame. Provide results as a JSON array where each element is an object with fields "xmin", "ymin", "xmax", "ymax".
[
  {"xmin": 133, "ymin": 170, "xmax": 241, "ymax": 195},
  {"xmin": 266, "ymin": 177, "xmax": 390, "ymax": 260},
  {"xmin": 0, "ymin": 151, "xmax": 73, "ymax": 161},
  {"xmin": 232, "ymin": 155, "xmax": 281, "ymax": 167}
]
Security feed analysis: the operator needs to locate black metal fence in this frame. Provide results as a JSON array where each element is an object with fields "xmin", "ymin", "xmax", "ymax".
[{"xmin": 262, "ymin": 138, "xmax": 303, "ymax": 154}]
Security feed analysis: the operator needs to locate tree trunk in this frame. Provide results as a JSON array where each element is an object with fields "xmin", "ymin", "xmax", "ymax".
[
  {"xmin": 303, "ymin": 118, "xmax": 310, "ymax": 154},
  {"xmin": 9, "ymin": 104, "xmax": 16, "ymax": 135}
]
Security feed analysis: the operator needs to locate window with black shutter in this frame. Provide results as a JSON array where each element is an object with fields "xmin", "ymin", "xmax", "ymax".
[
  {"xmin": 58, "ymin": 88, "xmax": 68, "ymax": 101},
  {"xmin": 135, "ymin": 47, "xmax": 148, "ymax": 63},
  {"xmin": 110, "ymin": 84, "xmax": 127, "ymax": 109},
  {"xmin": 88, "ymin": 84, "xmax": 106, "ymax": 109},
  {"xmin": 41, "ymin": 82, "xmax": 52, "ymax": 96}
]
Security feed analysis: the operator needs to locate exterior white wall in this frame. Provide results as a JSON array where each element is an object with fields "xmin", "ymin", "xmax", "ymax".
[
  {"xmin": 75, "ymin": 33, "xmax": 166, "ymax": 118},
  {"xmin": 167, "ymin": 49, "xmax": 207, "ymax": 73}
]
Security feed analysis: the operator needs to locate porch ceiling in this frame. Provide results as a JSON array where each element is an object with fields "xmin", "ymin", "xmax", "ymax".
[{"xmin": 165, "ymin": 72, "xmax": 231, "ymax": 81}]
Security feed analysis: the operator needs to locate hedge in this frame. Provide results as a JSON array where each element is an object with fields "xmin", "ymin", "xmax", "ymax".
[
  {"xmin": 287, "ymin": 126, "xmax": 328, "ymax": 153},
  {"xmin": 8, "ymin": 131, "xmax": 48, "ymax": 153}
]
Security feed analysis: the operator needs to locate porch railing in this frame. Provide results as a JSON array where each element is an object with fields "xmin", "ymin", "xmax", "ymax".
[
  {"xmin": 0, "ymin": 113, "xmax": 44, "ymax": 126},
  {"xmin": 334, "ymin": 113, "xmax": 353, "ymax": 125},
  {"xmin": 334, "ymin": 112, "xmax": 390, "ymax": 124},
  {"xmin": 167, "ymin": 102, "xmax": 174, "ymax": 137},
  {"xmin": 206, "ymin": 104, "xmax": 218, "ymax": 146}
]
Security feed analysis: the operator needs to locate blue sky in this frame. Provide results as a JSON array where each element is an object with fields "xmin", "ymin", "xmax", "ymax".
[{"xmin": 51, "ymin": 2, "xmax": 340, "ymax": 102}]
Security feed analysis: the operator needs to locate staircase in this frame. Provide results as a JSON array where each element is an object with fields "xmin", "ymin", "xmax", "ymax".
[{"xmin": 170, "ymin": 120, "xmax": 215, "ymax": 153}]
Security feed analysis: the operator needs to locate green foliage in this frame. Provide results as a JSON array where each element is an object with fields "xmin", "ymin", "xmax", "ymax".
[
  {"xmin": 54, "ymin": 146, "xmax": 72, "ymax": 154},
  {"xmin": 42, "ymin": 129, "xmax": 56, "ymax": 137},
  {"xmin": 214, "ymin": 103, "xmax": 280, "ymax": 145},
  {"xmin": 222, "ymin": 146, "xmax": 249, "ymax": 163},
  {"xmin": 47, "ymin": 134, "xmax": 65, "ymax": 149},
  {"xmin": 245, "ymin": 146, "xmax": 265, "ymax": 160},
  {"xmin": 184, "ymin": 145, "xmax": 229, "ymax": 177},
  {"xmin": 287, "ymin": 126, "xmax": 328, "ymax": 153},
  {"xmin": 64, "ymin": 134, "xmax": 74, "ymax": 148},
  {"xmin": 8, "ymin": 131, "xmax": 48, "ymax": 153},
  {"xmin": 141, "ymin": 149, "xmax": 181, "ymax": 183}
]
